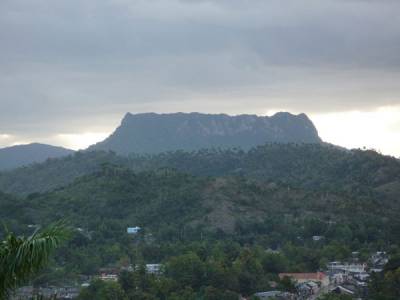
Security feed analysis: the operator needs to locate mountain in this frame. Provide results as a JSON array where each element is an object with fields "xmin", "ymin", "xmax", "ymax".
[
  {"xmin": 89, "ymin": 112, "xmax": 321, "ymax": 154},
  {"xmin": 0, "ymin": 143, "xmax": 74, "ymax": 171}
]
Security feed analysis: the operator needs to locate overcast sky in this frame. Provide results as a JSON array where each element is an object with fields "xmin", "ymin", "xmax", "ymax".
[{"xmin": 1, "ymin": 0, "xmax": 400, "ymax": 156}]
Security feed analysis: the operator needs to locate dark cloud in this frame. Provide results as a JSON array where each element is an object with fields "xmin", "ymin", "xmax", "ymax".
[{"xmin": 1, "ymin": 0, "xmax": 400, "ymax": 139}]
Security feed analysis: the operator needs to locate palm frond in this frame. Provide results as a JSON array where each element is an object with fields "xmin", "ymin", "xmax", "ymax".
[{"xmin": 0, "ymin": 222, "xmax": 69, "ymax": 299}]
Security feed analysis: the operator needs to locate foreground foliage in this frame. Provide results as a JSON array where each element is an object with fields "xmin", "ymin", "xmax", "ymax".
[{"xmin": 0, "ymin": 224, "xmax": 67, "ymax": 299}]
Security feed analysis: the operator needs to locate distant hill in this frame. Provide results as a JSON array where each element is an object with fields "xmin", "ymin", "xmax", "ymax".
[
  {"xmin": 89, "ymin": 112, "xmax": 322, "ymax": 154},
  {"xmin": 0, "ymin": 151, "xmax": 123, "ymax": 194},
  {"xmin": 0, "ymin": 143, "xmax": 74, "ymax": 171}
]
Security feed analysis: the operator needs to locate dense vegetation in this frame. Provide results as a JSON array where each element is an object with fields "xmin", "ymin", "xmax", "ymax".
[
  {"xmin": 1, "ymin": 143, "xmax": 400, "ymax": 196},
  {"xmin": 0, "ymin": 144, "xmax": 399, "ymax": 298}
]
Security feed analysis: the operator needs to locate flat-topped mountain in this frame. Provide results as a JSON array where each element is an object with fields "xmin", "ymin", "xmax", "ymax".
[
  {"xmin": 90, "ymin": 112, "xmax": 321, "ymax": 154},
  {"xmin": 0, "ymin": 143, "xmax": 74, "ymax": 170}
]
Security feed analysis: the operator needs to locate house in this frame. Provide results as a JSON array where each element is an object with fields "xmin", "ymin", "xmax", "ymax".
[
  {"xmin": 13, "ymin": 286, "xmax": 80, "ymax": 300},
  {"xmin": 99, "ymin": 274, "xmax": 118, "ymax": 281},
  {"xmin": 265, "ymin": 248, "xmax": 281, "ymax": 254},
  {"xmin": 146, "ymin": 264, "xmax": 162, "ymax": 274},
  {"xmin": 331, "ymin": 285, "xmax": 355, "ymax": 296},
  {"xmin": 353, "ymin": 272, "xmax": 369, "ymax": 282},
  {"xmin": 371, "ymin": 251, "xmax": 389, "ymax": 269},
  {"xmin": 279, "ymin": 272, "xmax": 329, "ymax": 286},
  {"xmin": 312, "ymin": 235, "xmax": 324, "ymax": 241},
  {"xmin": 127, "ymin": 226, "xmax": 141, "ymax": 234},
  {"xmin": 331, "ymin": 273, "xmax": 347, "ymax": 285},
  {"xmin": 98, "ymin": 268, "xmax": 119, "ymax": 282},
  {"xmin": 296, "ymin": 281, "xmax": 320, "ymax": 299},
  {"xmin": 254, "ymin": 291, "xmax": 281, "ymax": 299},
  {"xmin": 305, "ymin": 281, "xmax": 319, "ymax": 294},
  {"xmin": 254, "ymin": 291, "xmax": 295, "ymax": 300},
  {"xmin": 327, "ymin": 262, "xmax": 366, "ymax": 274}
]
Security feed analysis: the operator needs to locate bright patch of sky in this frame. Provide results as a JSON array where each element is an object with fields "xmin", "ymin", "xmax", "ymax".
[{"xmin": 311, "ymin": 106, "xmax": 400, "ymax": 157}]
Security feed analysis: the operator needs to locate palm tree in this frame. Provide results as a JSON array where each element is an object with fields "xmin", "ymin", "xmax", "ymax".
[{"xmin": 0, "ymin": 224, "xmax": 67, "ymax": 299}]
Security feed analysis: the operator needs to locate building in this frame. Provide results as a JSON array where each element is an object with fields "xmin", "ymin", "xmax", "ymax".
[
  {"xmin": 370, "ymin": 251, "xmax": 389, "ymax": 270},
  {"xmin": 99, "ymin": 274, "xmax": 118, "ymax": 282},
  {"xmin": 279, "ymin": 272, "xmax": 329, "ymax": 286},
  {"xmin": 331, "ymin": 285, "xmax": 355, "ymax": 296},
  {"xmin": 127, "ymin": 226, "xmax": 141, "ymax": 234},
  {"xmin": 254, "ymin": 291, "xmax": 295, "ymax": 300},
  {"xmin": 13, "ymin": 286, "xmax": 80, "ymax": 300},
  {"xmin": 312, "ymin": 235, "xmax": 324, "ymax": 241},
  {"xmin": 254, "ymin": 291, "xmax": 281, "ymax": 299},
  {"xmin": 297, "ymin": 281, "xmax": 320, "ymax": 299},
  {"xmin": 327, "ymin": 262, "xmax": 366, "ymax": 274},
  {"xmin": 146, "ymin": 264, "xmax": 162, "ymax": 274}
]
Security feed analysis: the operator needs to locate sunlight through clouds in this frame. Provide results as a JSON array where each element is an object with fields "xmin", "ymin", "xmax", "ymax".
[
  {"xmin": 56, "ymin": 132, "xmax": 110, "ymax": 150},
  {"xmin": 311, "ymin": 106, "xmax": 400, "ymax": 157},
  {"xmin": 0, "ymin": 134, "xmax": 13, "ymax": 147}
]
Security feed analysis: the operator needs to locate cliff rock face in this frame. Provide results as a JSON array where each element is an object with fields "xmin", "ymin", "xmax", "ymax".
[{"xmin": 90, "ymin": 112, "xmax": 321, "ymax": 154}]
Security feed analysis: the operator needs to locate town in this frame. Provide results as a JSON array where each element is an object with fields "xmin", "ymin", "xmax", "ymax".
[{"xmin": 12, "ymin": 227, "xmax": 391, "ymax": 300}]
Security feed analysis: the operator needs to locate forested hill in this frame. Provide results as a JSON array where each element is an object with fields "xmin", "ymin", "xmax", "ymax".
[
  {"xmin": 1, "ymin": 165, "xmax": 399, "ymax": 277},
  {"xmin": 89, "ymin": 112, "xmax": 321, "ymax": 154},
  {"xmin": 1, "ymin": 144, "xmax": 400, "ymax": 295},
  {"xmin": 3, "ymin": 164, "xmax": 400, "ymax": 246},
  {"xmin": 0, "ymin": 144, "xmax": 399, "ymax": 199},
  {"xmin": 0, "ymin": 143, "xmax": 74, "ymax": 170}
]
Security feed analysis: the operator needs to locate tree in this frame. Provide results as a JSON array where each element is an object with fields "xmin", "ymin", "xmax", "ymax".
[
  {"xmin": 166, "ymin": 252, "xmax": 205, "ymax": 289},
  {"xmin": 278, "ymin": 276, "xmax": 296, "ymax": 293},
  {"xmin": 78, "ymin": 279, "xmax": 127, "ymax": 300},
  {"xmin": 0, "ymin": 224, "xmax": 67, "ymax": 299}
]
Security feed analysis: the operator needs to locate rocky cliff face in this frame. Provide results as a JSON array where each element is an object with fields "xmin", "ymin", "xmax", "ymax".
[{"xmin": 90, "ymin": 112, "xmax": 321, "ymax": 154}]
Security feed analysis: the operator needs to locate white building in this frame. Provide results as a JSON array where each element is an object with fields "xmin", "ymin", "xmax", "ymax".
[
  {"xmin": 327, "ymin": 262, "xmax": 366, "ymax": 274},
  {"xmin": 146, "ymin": 264, "xmax": 162, "ymax": 274},
  {"xmin": 127, "ymin": 226, "xmax": 141, "ymax": 234}
]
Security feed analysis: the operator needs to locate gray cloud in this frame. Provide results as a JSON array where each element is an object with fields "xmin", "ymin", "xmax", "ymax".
[{"xmin": 1, "ymin": 0, "xmax": 400, "ymax": 140}]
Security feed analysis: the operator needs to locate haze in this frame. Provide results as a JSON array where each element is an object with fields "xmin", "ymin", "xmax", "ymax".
[{"xmin": 1, "ymin": 0, "xmax": 400, "ymax": 156}]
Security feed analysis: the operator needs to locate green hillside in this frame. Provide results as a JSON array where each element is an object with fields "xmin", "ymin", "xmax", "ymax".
[
  {"xmin": 1, "ymin": 144, "xmax": 400, "ymax": 298},
  {"xmin": 2, "ymin": 163, "xmax": 399, "ymax": 274},
  {"xmin": 1, "ymin": 143, "xmax": 400, "ymax": 197}
]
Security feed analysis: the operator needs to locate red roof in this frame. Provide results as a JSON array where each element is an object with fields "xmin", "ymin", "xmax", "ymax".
[{"xmin": 279, "ymin": 272, "xmax": 326, "ymax": 281}]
